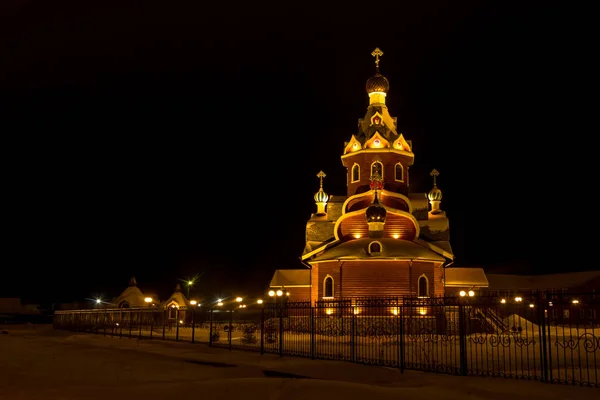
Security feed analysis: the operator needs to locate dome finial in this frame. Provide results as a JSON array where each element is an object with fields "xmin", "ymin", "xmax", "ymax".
[
  {"xmin": 371, "ymin": 47, "xmax": 384, "ymax": 73},
  {"xmin": 317, "ymin": 170, "xmax": 326, "ymax": 189},
  {"xmin": 428, "ymin": 169, "xmax": 443, "ymax": 212},
  {"xmin": 430, "ymin": 169, "xmax": 439, "ymax": 187},
  {"xmin": 314, "ymin": 170, "xmax": 329, "ymax": 215}
]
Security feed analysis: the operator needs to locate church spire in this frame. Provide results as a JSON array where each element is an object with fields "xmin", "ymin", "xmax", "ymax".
[
  {"xmin": 428, "ymin": 169, "xmax": 443, "ymax": 214},
  {"xmin": 366, "ymin": 47, "xmax": 389, "ymax": 105},
  {"xmin": 314, "ymin": 170, "xmax": 329, "ymax": 215}
]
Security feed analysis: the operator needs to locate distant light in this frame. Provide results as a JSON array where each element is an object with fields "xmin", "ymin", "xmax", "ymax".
[
  {"xmin": 179, "ymin": 320, "xmax": 183, "ymax": 324},
  {"xmin": 144, "ymin": 297, "xmax": 152, "ymax": 303},
  {"xmin": 217, "ymin": 298, "xmax": 222, "ymax": 302},
  {"xmin": 188, "ymin": 280, "xmax": 193, "ymax": 285},
  {"xmin": 268, "ymin": 290, "xmax": 275, "ymax": 297},
  {"xmin": 257, "ymin": 299, "xmax": 263, "ymax": 304},
  {"xmin": 235, "ymin": 297, "xmax": 243, "ymax": 302},
  {"xmin": 217, "ymin": 302, "xmax": 223, "ymax": 306},
  {"xmin": 189, "ymin": 300, "xmax": 197, "ymax": 306},
  {"xmin": 286, "ymin": 292, "xmax": 290, "ymax": 296},
  {"xmin": 500, "ymin": 299, "xmax": 506, "ymax": 304},
  {"xmin": 459, "ymin": 291, "xmax": 466, "ymax": 297},
  {"xmin": 515, "ymin": 297, "xmax": 522, "ymax": 302},
  {"xmin": 276, "ymin": 290, "xmax": 283, "ymax": 297},
  {"xmin": 572, "ymin": 299, "xmax": 579, "ymax": 304},
  {"xmin": 95, "ymin": 299, "xmax": 101, "ymax": 304},
  {"xmin": 529, "ymin": 304, "xmax": 535, "ymax": 308},
  {"xmin": 468, "ymin": 291, "xmax": 475, "ymax": 297}
]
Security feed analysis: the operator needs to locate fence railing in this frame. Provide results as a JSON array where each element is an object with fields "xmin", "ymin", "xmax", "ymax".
[{"xmin": 53, "ymin": 292, "xmax": 599, "ymax": 387}]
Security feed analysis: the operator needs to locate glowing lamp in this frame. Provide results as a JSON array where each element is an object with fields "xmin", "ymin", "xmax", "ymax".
[
  {"xmin": 459, "ymin": 291, "xmax": 466, "ymax": 297},
  {"xmin": 144, "ymin": 297, "xmax": 152, "ymax": 303},
  {"xmin": 189, "ymin": 300, "xmax": 197, "ymax": 306}
]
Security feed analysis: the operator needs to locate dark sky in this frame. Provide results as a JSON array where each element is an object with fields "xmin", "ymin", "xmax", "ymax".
[{"xmin": 1, "ymin": 1, "xmax": 595, "ymax": 304}]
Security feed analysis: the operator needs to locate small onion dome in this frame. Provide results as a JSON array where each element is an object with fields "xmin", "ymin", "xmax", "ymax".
[
  {"xmin": 428, "ymin": 185, "xmax": 442, "ymax": 201},
  {"xmin": 366, "ymin": 73, "xmax": 389, "ymax": 94},
  {"xmin": 366, "ymin": 203, "xmax": 387, "ymax": 223},
  {"xmin": 314, "ymin": 188, "xmax": 329, "ymax": 203}
]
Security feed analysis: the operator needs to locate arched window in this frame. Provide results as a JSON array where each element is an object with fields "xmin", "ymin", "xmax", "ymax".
[
  {"xmin": 352, "ymin": 164, "xmax": 360, "ymax": 182},
  {"xmin": 371, "ymin": 161, "xmax": 383, "ymax": 179},
  {"xmin": 324, "ymin": 276, "xmax": 334, "ymax": 298},
  {"xmin": 119, "ymin": 301, "xmax": 129, "ymax": 308},
  {"xmin": 418, "ymin": 275, "xmax": 429, "ymax": 298},
  {"xmin": 167, "ymin": 302, "xmax": 179, "ymax": 319},
  {"xmin": 368, "ymin": 241, "xmax": 382, "ymax": 254},
  {"xmin": 395, "ymin": 163, "xmax": 404, "ymax": 182}
]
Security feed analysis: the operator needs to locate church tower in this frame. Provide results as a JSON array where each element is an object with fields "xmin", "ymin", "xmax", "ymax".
[{"xmin": 269, "ymin": 48, "xmax": 474, "ymax": 306}]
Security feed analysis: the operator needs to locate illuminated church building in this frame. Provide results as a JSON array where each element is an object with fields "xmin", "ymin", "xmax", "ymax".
[{"xmin": 269, "ymin": 48, "xmax": 489, "ymax": 302}]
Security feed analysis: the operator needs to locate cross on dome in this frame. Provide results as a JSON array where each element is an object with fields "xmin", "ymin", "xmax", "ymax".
[{"xmin": 371, "ymin": 47, "xmax": 384, "ymax": 72}]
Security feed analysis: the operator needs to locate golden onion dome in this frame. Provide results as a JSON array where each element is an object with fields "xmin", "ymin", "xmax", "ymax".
[
  {"xmin": 314, "ymin": 188, "xmax": 329, "ymax": 203},
  {"xmin": 366, "ymin": 73, "xmax": 390, "ymax": 94},
  {"xmin": 428, "ymin": 185, "xmax": 443, "ymax": 202}
]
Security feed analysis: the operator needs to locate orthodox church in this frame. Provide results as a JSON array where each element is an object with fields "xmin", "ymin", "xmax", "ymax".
[{"xmin": 269, "ymin": 48, "xmax": 488, "ymax": 303}]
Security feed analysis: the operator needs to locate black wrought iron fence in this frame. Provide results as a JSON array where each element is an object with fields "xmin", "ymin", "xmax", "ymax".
[{"xmin": 53, "ymin": 292, "xmax": 599, "ymax": 387}]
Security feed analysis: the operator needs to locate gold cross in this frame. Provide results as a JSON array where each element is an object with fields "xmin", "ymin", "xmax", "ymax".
[
  {"xmin": 430, "ymin": 169, "xmax": 439, "ymax": 186},
  {"xmin": 371, "ymin": 47, "xmax": 384, "ymax": 69},
  {"xmin": 317, "ymin": 170, "xmax": 326, "ymax": 188}
]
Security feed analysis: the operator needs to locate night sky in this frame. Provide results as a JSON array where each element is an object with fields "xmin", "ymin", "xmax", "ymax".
[{"xmin": 1, "ymin": 1, "xmax": 595, "ymax": 304}]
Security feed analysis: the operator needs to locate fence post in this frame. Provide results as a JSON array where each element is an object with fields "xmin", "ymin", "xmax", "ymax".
[
  {"xmin": 229, "ymin": 307, "xmax": 233, "ymax": 351},
  {"xmin": 399, "ymin": 303, "xmax": 404, "ymax": 373},
  {"xmin": 139, "ymin": 310, "xmax": 143, "ymax": 339},
  {"xmin": 260, "ymin": 306, "xmax": 265, "ymax": 355},
  {"xmin": 537, "ymin": 291, "xmax": 549, "ymax": 383},
  {"xmin": 128, "ymin": 310, "xmax": 133, "ymax": 339},
  {"xmin": 209, "ymin": 308, "xmax": 214, "ymax": 347},
  {"xmin": 191, "ymin": 307, "xmax": 196, "ymax": 344},
  {"xmin": 279, "ymin": 300, "xmax": 283, "ymax": 357},
  {"xmin": 149, "ymin": 310, "xmax": 154, "ymax": 339},
  {"xmin": 458, "ymin": 303, "xmax": 467, "ymax": 376},
  {"xmin": 175, "ymin": 308, "xmax": 180, "ymax": 341},
  {"xmin": 351, "ymin": 309, "xmax": 356, "ymax": 362},
  {"xmin": 103, "ymin": 307, "xmax": 107, "ymax": 336},
  {"xmin": 162, "ymin": 309, "xmax": 166, "ymax": 340},
  {"xmin": 310, "ymin": 305, "xmax": 315, "ymax": 359}
]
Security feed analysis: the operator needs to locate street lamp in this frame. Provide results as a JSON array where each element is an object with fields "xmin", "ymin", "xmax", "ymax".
[{"xmin": 235, "ymin": 297, "xmax": 243, "ymax": 303}]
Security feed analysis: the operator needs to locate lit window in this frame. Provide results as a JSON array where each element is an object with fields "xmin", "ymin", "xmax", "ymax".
[
  {"xmin": 418, "ymin": 275, "xmax": 429, "ymax": 297},
  {"xmin": 395, "ymin": 163, "xmax": 404, "ymax": 182},
  {"xmin": 351, "ymin": 164, "xmax": 360, "ymax": 183},
  {"xmin": 371, "ymin": 162, "xmax": 383, "ymax": 179},
  {"xmin": 324, "ymin": 276, "xmax": 334, "ymax": 298}
]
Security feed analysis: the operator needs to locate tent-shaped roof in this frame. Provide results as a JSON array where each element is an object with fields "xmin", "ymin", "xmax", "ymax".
[
  {"xmin": 444, "ymin": 267, "xmax": 489, "ymax": 287},
  {"xmin": 269, "ymin": 269, "xmax": 311, "ymax": 287}
]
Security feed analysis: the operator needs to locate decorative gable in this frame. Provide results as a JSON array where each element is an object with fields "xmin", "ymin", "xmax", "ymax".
[{"xmin": 365, "ymin": 131, "xmax": 390, "ymax": 149}]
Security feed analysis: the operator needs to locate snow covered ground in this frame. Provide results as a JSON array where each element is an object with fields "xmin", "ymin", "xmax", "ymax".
[{"xmin": 0, "ymin": 324, "xmax": 598, "ymax": 400}]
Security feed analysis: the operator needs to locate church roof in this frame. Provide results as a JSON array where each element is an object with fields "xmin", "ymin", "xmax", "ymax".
[
  {"xmin": 269, "ymin": 269, "xmax": 311, "ymax": 287},
  {"xmin": 308, "ymin": 238, "xmax": 446, "ymax": 263},
  {"xmin": 444, "ymin": 267, "xmax": 489, "ymax": 287}
]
